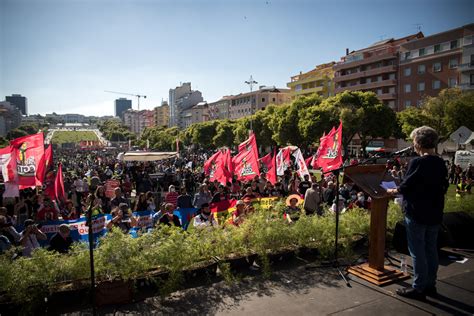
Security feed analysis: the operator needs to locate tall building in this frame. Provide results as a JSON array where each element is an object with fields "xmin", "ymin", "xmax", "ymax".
[
  {"xmin": 287, "ymin": 62, "xmax": 336, "ymax": 98},
  {"xmin": 229, "ymin": 86, "xmax": 291, "ymax": 120},
  {"xmin": 154, "ymin": 101, "xmax": 170, "ymax": 128},
  {"xmin": 5, "ymin": 94, "xmax": 28, "ymax": 115},
  {"xmin": 399, "ymin": 23, "xmax": 474, "ymax": 110},
  {"xmin": 0, "ymin": 101, "xmax": 22, "ymax": 136},
  {"xmin": 208, "ymin": 96, "xmax": 232, "ymax": 120},
  {"xmin": 169, "ymin": 82, "xmax": 203, "ymax": 128},
  {"xmin": 115, "ymin": 98, "xmax": 132, "ymax": 119},
  {"xmin": 182, "ymin": 102, "xmax": 209, "ymax": 128},
  {"xmin": 123, "ymin": 109, "xmax": 154, "ymax": 134},
  {"xmin": 334, "ymin": 32, "xmax": 424, "ymax": 110}
]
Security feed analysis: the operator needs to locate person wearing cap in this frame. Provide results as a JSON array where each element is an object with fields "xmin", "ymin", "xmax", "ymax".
[
  {"xmin": 229, "ymin": 200, "xmax": 247, "ymax": 226},
  {"xmin": 48, "ymin": 224, "xmax": 73, "ymax": 254},
  {"xmin": 284, "ymin": 194, "xmax": 303, "ymax": 223},
  {"xmin": 192, "ymin": 203, "xmax": 217, "ymax": 228},
  {"xmin": 303, "ymin": 182, "xmax": 321, "ymax": 216},
  {"xmin": 19, "ymin": 219, "xmax": 47, "ymax": 257}
]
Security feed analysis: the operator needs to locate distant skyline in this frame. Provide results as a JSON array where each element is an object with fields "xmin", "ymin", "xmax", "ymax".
[{"xmin": 1, "ymin": 0, "xmax": 472, "ymax": 116}]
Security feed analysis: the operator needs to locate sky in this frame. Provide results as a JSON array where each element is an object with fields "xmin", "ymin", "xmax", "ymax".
[{"xmin": 0, "ymin": 0, "xmax": 473, "ymax": 116}]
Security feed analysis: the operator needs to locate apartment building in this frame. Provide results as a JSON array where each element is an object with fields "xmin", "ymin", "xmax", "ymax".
[
  {"xmin": 208, "ymin": 96, "xmax": 232, "ymax": 120},
  {"xmin": 154, "ymin": 101, "xmax": 169, "ymax": 128},
  {"xmin": 399, "ymin": 23, "xmax": 474, "ymax": 109},
  {"xmin": 334, "ymin": 33, "xmax": 424, "ymax": 110},
  {"xmin": 229, "ymin": 86, "xmax": 291, "ymax": 120},
  {"xmin": 287, "ymin": 62, "xmax": 336, "ymax": 98}
]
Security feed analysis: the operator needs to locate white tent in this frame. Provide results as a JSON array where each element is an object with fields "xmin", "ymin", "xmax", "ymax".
[{"xmin": 117, "ymin": 151, "xmax": 178, "ymax": 162}]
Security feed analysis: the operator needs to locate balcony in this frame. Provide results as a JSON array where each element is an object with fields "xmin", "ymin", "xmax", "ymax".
[
  {"xmin": 334, "ymin": 50, "xmax": 398, "ymax": 71},
  {"xmin": 378, "ymin": 93, "xmax": 397, "ymax": 100},
  {"xmin": 459, "ymin": 83, "xmax": 474, "ymax": 90},
  {"xmin": 335, "ymin": 79, "xmax": 397, "ymax": 94},
  {"xmin": 334, "ymin": 65, "xmax": 396, "ymax": 82},
  {"xmin": 459, "ymin": 63, "xmax": 474, "ymax": 72},
  {"xmin": 291, "ymin": 86, "xmax": 324, "ymax": 96}
]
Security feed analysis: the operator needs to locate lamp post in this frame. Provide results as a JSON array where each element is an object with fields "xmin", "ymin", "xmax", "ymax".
[{"xmin": 245, "ymin": 75, "xmax": 258, "ymax": 131}]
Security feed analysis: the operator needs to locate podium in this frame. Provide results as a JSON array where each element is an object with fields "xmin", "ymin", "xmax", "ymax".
[{"xmin": 344, "ymin": 165, "xmax": 410, "ymax": 286}]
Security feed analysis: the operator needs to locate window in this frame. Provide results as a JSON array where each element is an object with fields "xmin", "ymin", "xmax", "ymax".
[
  {"xmin": 434, "ymin": 44, "xmax": 441, "ymax": 53},
  {"xmin": 404, "ymin": 68, "xmax": 411, "ymax": 76},
  {"xmin": 450, "ymin": 40, "xmax": 458, "ymax": 49},
  {"xmin": 261, "ymin": 98, "xmax": 265, "ymax": 102},
  {"xmin": 388, "ymin": 101, "xmax": 395, "ymax": 108},
  {"xmin": 272, "ymin": 98, "xmax": 276, "ymax": 102},
  {"xmin": 405, "ymin": 100, "xmax": 412, "ymax": 107},
  {"xmin": 470, "ymin": 54, "xmax": 474, "ymax": 66},
  {"xmin": 449, "ymin": 58, "xmax": 458, "ymax": 68},
  {"xmin": 389, "ymin": 73, "xmax": 396, "ymax": 80},
  {"xmin": 418, "ymin": 64, "xmax": 426, "ymax": 74},
  {"xmin": 404, "ymin": 84, "xmax": 411, "ymax": 93},
  {"xmin": 404, "ymin": 52, "xmax": 411, "ymax": 60},
  {"xmin": 417, "ymin": 100, "xmax": 423, "ymax": 107},
  {"xmin": 389, "ymin": 87, "xmax": 395, "ymax": 93},
  {"xmin": 418, "ymin": 82, "xmax": 425, "ymax": 92},
  {"xmin": 377, "ymin": 89, "xmax": 383, "ymax": 95},
  {"xmin": 471, "ymin": 74, "xmax": 474, "ymax": 85},
  {"xmin": 433, "ymin": 62, "xmax": 442, "ymax": 72},
  {"xmin": 448, "ymin": 78, "xmax": 457, "ymax": 87},
  {"xmin": 419, "ymin": 48, "xmax": 425, "ymax": 56},
  {"xmin": 432, "ymin": 80, "xmax": 441, "ymax": 89}
]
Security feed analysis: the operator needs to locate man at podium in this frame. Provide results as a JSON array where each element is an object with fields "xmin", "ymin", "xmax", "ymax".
[{"xmin": 387, "ymin": 126, "xmax": 449, "ymax": 300}]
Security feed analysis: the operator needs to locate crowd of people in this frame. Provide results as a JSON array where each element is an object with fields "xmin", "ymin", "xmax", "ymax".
[{"xmin": 0, "ymin": 144, "xmax": 472, "ymax": 258}]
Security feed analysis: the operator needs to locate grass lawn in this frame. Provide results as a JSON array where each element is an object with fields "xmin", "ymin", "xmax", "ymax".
[
  {"xmin": 51, "ymin": 131, "xmax": 99, "ymax": 144},
  {"xmin": 445, "ymin": 184, "xmax": 474, "ymax": 216}
]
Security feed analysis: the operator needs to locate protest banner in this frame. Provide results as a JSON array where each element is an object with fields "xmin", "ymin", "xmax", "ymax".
[{"xmin": 105, "ymin": 179, "xmax": 121, "ymax": 198}]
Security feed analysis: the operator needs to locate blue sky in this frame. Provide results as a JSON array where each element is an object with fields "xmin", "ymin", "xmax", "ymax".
[{"xmin": 0, "ymin": 0, "xmax": 472, "ymax": 116}]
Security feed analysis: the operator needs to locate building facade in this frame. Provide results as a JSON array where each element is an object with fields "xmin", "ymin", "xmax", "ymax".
[
  {"xmin": 123, "ymin": 109, "xmax": 153, "ymax": 134},
  {"xmin": 169, "ymin": 82, "xmax": 203, "ymax": 128},
  {"xmin": 399, "ymin": 23, "xmax": 474, "ymax": 109},
  {"xmin": 154, "ymin": 101, "xmax": 169, "ymax": 128},
  {"xmin": 0, "ymin": 101, "xmax": 22, "ymax": 136},
  {"xmin": 229, "ymin": 86, "xmax": 291, "ymax": 120},
  {"xmin": 287, "ymin": 62, "xmax": 336, "ymax": 98},
  {"xmin": 5, "ymin": 94, "xmax": 28, "ymax": 115},
  {"xmin": 115, "ymin": 98, "xmax": 132, "ymax": 119},
  {"xmin": 334, "ymin": 33, "xmax": 424, "ymax": 110},
  {"xmin": 181, "ymin": 101, "xmax": 209, "ymax": 128},
  {"xmin": 208, "ymin": 96, "xmax": 232, "ymax": 120}
]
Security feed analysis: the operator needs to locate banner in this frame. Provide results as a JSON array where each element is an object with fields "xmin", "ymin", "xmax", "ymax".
[
  {"xmin": 232, "ymin": 133, "xmax": 260, "ymax": 181},
  {"xmin": 276, "ymin": 147, "xmax": 291, "ymax": 176},
  {"xmin": 10, "ymin": 133, "xmax": 45, "ymax": 189},
  {"xmin": 210, "ymin": 199, "xmax": 238, "ymax": 224},
  {"xmin": 105, "ymin": 179, "xmax": 121, "ymax": 198},
  {"xmin": 173, "ymin": 208, "xmax": 199, "ymax": 230},
  {"xmin": 292, "ymin": 148, "xmax": 310, "ymax": 179},
  {"xmin": 316, "ymin": 121, "xmax": 343, "ymax": 173},
  {"xmin": 0, "ymin": 146, "xmax": 16, "ymax": 182}
]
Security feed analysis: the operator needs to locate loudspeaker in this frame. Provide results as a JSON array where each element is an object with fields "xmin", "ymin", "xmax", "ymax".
[{"xmin": 392, "ymin": 212, "xmax": 474, "ymax": 255}]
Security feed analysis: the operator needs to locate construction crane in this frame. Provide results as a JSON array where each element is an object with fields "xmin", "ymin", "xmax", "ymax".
[{"xmin": 104, "ymin": 90, "xmax": 147, "ymax": 110}]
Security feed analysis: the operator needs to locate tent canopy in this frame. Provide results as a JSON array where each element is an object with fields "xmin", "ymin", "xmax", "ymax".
[{"xmin": 117, "ymin": 151, "xmax": 178, "ymax": 162}]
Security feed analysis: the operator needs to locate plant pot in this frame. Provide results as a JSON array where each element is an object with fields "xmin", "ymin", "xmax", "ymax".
[
  {"xmin": 95, "ymin": 279, "xmax": 133, "ymax": 307},
  {"xmin": 183, "ymin": 260, "xmax": 218, "ymax": 285},
  {"xmin": 296, "ymin": 246, "xmax": 320, "ymax": 261},
  {"xmin": 135, "ymin": 269, "xmax": 170, "ymax": 290},
  {"xmin": 223, "ymin": 253, "xmax": 256, "ymax": 272},
  {"xmin": 257, "ymin": 248, "xmax": 296, "ymax": 267}
]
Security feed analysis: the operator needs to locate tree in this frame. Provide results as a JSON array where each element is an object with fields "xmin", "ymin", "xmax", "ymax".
[
  {"xmin": 396, "ymin": 107, "xmax": 428, "ymax": 140},
  {"xmin": 444, "ymin": 91, "xmax": 474, "ymax": 133},
  {"xmin": 191, "ymin": 121, "xmax": 218, "ymax": 149},
  {"xmin": 298, "ymin": 105, "xmax": 338, "ymax": 146},
  {"xmin": 6, "ymin": 128, "xmax": 28, "ymax": 140},
  {"xmin": 358, "ymin": 103, "xmax": 397, "ymax": 156},
  {"xmin": 213, "ymin": 120, "xmax": 236, "ymax": 148}
]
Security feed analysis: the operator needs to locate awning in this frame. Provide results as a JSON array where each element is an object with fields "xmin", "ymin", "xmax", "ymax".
[
  {"xmin": 117, "ymin": 151, "xmax": 178, "ymax": 162},
  {"xmin": 365, "ymin": 147, "xmax": 385, "ymax": 152}
]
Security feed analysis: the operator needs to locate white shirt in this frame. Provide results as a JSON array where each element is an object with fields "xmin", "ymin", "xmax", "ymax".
[
  {"xmin": 193, "ymin": 213, "xmax": 217, "ymax": 228},
  {"xmin": 20, "ymin": 231, "xmax": 40, "ymax": 257}
]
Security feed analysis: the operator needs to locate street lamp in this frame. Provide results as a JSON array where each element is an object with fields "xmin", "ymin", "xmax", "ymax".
[{"xmin": 245, "ymin": 75, "xmax": 258, "ymax": 131}]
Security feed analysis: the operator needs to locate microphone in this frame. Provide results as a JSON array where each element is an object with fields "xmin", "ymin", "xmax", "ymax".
[{"xmin": 392, "ymin": 146, "xmax": 413, "ymax": 156}]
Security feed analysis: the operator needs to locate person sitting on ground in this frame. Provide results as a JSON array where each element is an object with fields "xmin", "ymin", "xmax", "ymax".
[
  {"xmin": 110, "ymin": 187, "xmax": 128, "ymax": 210},
  {"xmin": 192, "ymin": 203, "xmax": 217, "ymax": 228},
  {"xmin": 158, "ymin": 203, "xmax": 181, "ymax": 227},
  {"xmin": 242, "ymin": 187, "xmax": 259, "ymax": 201},
  {"xmin": 60, "ymin": 200, "xmax": 78, "ymax": 220},
  {"xmin": 177, "ymin": 187, "xmax": 193, "ymax": 208},
  {"xmin": 36, "ymin": 196, "xmax": 60, "ymax": 221},
  {"xmin": 284, "ymin": 194, "xmax": 303, "ymax": 224},
  {"xmin": 20, "ymin": 219, "xmax": 47, "ymax": 257},
  {"xmin": 229, "ymin": 200, "xmax": 248, "ymax": 227},
  {"xmin": 107, "ymin": 203, "xmax": 137, "ymax": 233},
  {"xmin": 456, "ymin": 176, "xmax": 472, "ymax": 197},
  {"xmin": 48, "ymin": 224, "xmax": 73, "ymax": 254},
  {"xmin": 211, "ymin": 184, "xmax": 228, "ymax": 203}
]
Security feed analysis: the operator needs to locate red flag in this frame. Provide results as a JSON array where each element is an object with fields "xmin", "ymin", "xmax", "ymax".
[
  {"xmin": 43, "ymin": 146, "xmax": 55, "ymax": 200},
  {"xmin": 10, "ymin": 133, "xmax": 45, "ymax": 189},
  {"xmin": 55, "ymin": 163, "xmax": 66, "ymax": 203},
  {"xmin": 316, "ymin": 122, "xmax": 343, "ymax": 173},
  {"xmin": 204, "ymin": 150, "xmax": 232, "ymax": 185},
  {"xmin": 259, "ymin": 149, "xmax": 277, "ymax": 184},
  {"xmin": 292, "ymin": 148, "xmax": 310, "ymax": 179},
  {"xmin": 0, "ymin": 146, "xmax": 17, "ymax": 183},
  {"xmin": 232, "ymin": 134, "xmax": 260, "ymax": 181}
]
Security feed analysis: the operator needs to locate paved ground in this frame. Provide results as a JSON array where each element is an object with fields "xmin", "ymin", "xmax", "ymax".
[{"xmin": 59, "ymin": 248, "xmax": 474, "ymax": 316}]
